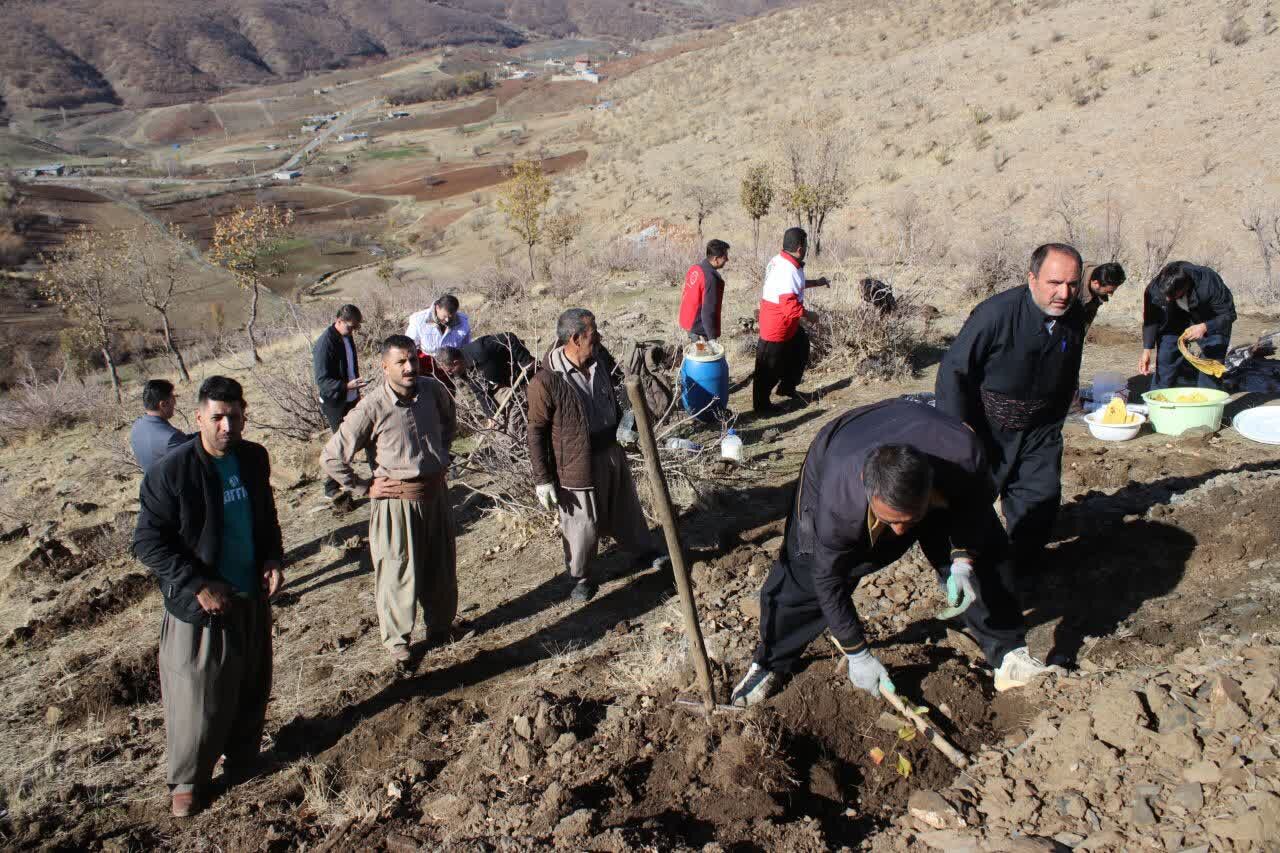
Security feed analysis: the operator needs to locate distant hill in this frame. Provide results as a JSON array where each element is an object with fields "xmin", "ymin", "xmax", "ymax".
[{"xmin": 0, "ymin": 0, "xmax": 787, "ymax": 115}]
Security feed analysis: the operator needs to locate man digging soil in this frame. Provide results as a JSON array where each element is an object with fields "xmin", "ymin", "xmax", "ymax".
[{"xmin": 731, "ymin": 399, "xmax": 1061, "ymax": 708}]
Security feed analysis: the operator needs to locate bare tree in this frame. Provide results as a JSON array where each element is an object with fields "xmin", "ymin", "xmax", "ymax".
[
  {"xmin": 1143, "ymin": 211, "xmax": 1185, "ymax": 280},
  {"xmin": 1242, "ymin": 206, "xmax": 1279, "ymax": 297},
  {"xmin": 680, "ymin": 181, "xmax": 725, "ymax": 241},
  {"xmin": 38, "ymin": 227, "xmax": 126, "ymax": 402},
  {"xmin": 125, "ymin": 223, "xmax": 197, "ymax": 382},
  {"xmin": 781, "ymin": 112, "xmax": 852, "ymax": 256}
]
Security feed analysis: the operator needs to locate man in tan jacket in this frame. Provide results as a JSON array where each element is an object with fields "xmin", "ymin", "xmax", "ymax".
[
  {"xmin": 321, "ymin": 334, "xmax": 457, "ymax": 663},
  {"xmin": 527, "ymin": 308, "xmax": 666, "ymax": 603}
]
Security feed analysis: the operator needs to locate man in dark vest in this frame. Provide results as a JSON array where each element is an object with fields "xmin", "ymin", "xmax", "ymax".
[{"xmin": 935, "ymin": 243, "xmax": 1087, "ymax": 588}]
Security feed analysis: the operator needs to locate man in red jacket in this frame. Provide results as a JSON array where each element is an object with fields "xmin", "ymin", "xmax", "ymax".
[
  {"xmin": 753, "ymin": 227, "xmax": 830, "ymax": 414},
  {"xmin": 679, "ymin": 239, "xmax": 730, "ymax": 342}
]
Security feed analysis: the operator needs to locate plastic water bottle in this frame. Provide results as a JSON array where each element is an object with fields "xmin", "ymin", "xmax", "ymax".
[
  {"xmin": 616, "ymin": 410, "xmax": 637, "ymax": 445},
  {"xmin": 720, "ymin": 429, "xmax": 744, "ymax": 463},
  {"xmin": 665, "ymin": 437, "xmax": 701, "ymax": 452}
]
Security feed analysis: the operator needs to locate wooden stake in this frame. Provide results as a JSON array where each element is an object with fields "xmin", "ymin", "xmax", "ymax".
[{"xmin": 624, "ymin": 377, "xmax": 717, "ymax": 713}]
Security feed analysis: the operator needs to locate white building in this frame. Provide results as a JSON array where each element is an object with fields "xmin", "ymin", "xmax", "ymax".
[{"xmin": 272, "ymin": 169, "xmax": 302, "ymax": 181}]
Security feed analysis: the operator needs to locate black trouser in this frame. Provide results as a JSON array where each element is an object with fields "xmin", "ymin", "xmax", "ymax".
[
  {"xmin": 322, "ymin": 399, "xmax": 376, "ymax": 496},
  {"xmin": 751, "ymin": 510, "xmax": 1025, "ymax": 673},
  {"xmin": 984, "ymin": 420, "xmax": 1063, "ymax": 578},
  {"xmin": 752, "ymin": 327, "xmax": 810, "ymax": 412},
  {"xmin": 1152, "ymin": 332, "xmax": 1230, "ymax": 391}
]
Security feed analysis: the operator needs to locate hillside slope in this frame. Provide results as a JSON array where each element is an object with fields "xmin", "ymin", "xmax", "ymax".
[{"xmin": 0, "ymin": 0, "xmax": 790, "ymax": 114}]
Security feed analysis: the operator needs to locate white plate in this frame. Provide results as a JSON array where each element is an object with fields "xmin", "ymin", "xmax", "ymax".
[{"xmin": 1233, "ymin": 406, "xmax": 1280, "ymax": 444}]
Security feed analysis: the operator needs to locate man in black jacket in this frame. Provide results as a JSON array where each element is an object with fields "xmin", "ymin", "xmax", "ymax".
[
  {"xmin": 436, "ymin": 332, "xmax": 536, "ymax": 419},
  {"xmin": 730, "ymin": 400, "xmax": 1055, "ymax": 708},
  {"xmin": 313, "ymin": 304, "xmax": 373, "ymax": 499},
  {"xmin": 132, "ymin": 376, "xmax": 285, "ymax": 818},
  {"xmin": 935, "ymin": 243, "xmax": 1086, "ymax": 587},
  {"xmin": 1139, "ymin": 261, "xmax": 1236, "ymax": 390}
]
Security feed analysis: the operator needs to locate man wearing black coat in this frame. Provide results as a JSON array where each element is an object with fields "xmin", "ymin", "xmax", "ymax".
[
  {"xmin": 730, "ymin": 400, "xmax": 1055, "ymax": 708},
  {"xmin": 313, "ymin": 304, "xmax": 373, "ymax": 499},
  {"xmin": 935, "ymin": 243, "xmax": 1086, "ymax": 587},
  {"xmin": 1139, "ymin": 261, "xmax": 1236, "ymax": 390},
  {"xmin": 132, "ymin": 376, "xmax": 285, "ymax": 818},
  {"xmin": 436, "ymin": 332, "xmax": 536, "ymax": 418}
]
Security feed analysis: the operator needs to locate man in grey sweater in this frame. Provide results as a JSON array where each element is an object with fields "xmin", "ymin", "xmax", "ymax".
[{"xmin": 129, "ymin": 379, "xmax": 191, "ymax": 473}]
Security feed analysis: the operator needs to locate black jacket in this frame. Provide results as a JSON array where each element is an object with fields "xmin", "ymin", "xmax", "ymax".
[
  {"xmin": 313, "ymin": 324, "xmax": 359, "ymax": 408},
  {"xmin": 783, "ymin": 400, "xmax": 999, "ymax": 652},
  {"xmin": 132, "ymin": 438, "xmax": 284, "ymax": 624},
  {"xmin": 1142, "ymin": 263, "xmax": 1235, "ymax": 349},
  {"xmin": 464, "ymin": 333, "xmax": 535, "ymax": 390},
  {"xmin": 935, "ymin": 286, "xmax": 1086, "ymax": 432}
]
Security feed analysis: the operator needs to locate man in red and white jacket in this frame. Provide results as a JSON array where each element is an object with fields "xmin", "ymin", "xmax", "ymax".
[
  {"xmin": 678, "ymin": 239, "xmax": 730, "ymax": 342},
  {"xmin": 753, "ymin": 227, "xmax": 829, "ymax": 414}
]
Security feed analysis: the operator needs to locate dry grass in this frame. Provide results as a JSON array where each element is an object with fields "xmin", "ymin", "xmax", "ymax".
[{"xmin": 0, "ymin": 360, "xmax": 118, "ymax": 446}]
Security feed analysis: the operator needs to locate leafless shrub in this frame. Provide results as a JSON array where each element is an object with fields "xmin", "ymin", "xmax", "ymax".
[
  {"xmin": 805, "ymin": 288, "xmax": 927, "ymax": 382},
  {"xmin": 1143, "ymin": 212, "xmax": 1185, "ymax": 280},
  {"xmin": 993, "ymin": 147, "xmax": 1012, "ymax": 172},
  {"xmin": 996, "ymin": 104, "xmax": 1021, "ymax": 122},
  {"xmin": 1222, "ymin": 12, "xmax": 1251, "ymax": 45},
  {"xmin": 0, "ymin": 358, "xmax": 116, "ymax": 445},
  {"xmin": 589, "ymin": 236, "xmax": 695, "ymax": 287},
  {"xmin": 966, "ymin": 224, "xmax": 1021, "ymax": 299},
  {"xmin": 248, "ymin": 345, "xmax": 328, "ymax": 443},
  {"xmin": 1241, "ymin": 206, "xmax": 1280, "ymax": 302}
]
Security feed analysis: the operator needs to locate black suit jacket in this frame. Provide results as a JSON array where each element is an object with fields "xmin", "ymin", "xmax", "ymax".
[
  {"xmin": 132, "ymin": 438, "xmax": 284, "ymax": 624},
  {"xmin": 313, "ymin": 324, "xmax": 359, "ymax": 408}
]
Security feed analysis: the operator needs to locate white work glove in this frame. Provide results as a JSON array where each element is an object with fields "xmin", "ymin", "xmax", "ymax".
[
  {"xmin": 942, "ymin": 560, "xmax": 979, "ymax": 619},
  {"xmin": 535, "ymin": 483, "xmax": 559, "ymax": 511},
  {"xmin": 846, "ymin": 649, "xmax": 896, "ymax": 696}
]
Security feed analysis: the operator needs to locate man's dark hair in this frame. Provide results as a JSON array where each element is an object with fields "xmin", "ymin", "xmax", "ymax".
[
  {"xmin": 705, "ymin": 239, "xmax": 730, "ymax": 259},
  {"xmin": 1153, "ymin": 261, "xmax": 1194, "ymax": 301},
  {"xmin": 142, "ymin": 379, "xmax": 175, "ymax": 411},
  {"xmin": 556, "ymin": 308, "xmax": 595, "ymax": 345},
  {"xmin": 197, "ymin": 376, "xmax": 245, "ymax": 407},
  {"xmin": 435, "ymin": 294, "xmax": 460, "ymax": 314},
  {"xmin": 864, "ymin": 445, "xmax": 933, "ymax": 513},
  {"xmin": 336, "ymin": 303, "xmax": 362, "ymax": 323},
  {"xmin": 782, "ymin": 227, "xmax": 807, "ymax": 253},
  {"xmin": 435, "ymin": 346, "xmax": 464, "ymax": 368},
  {"xmin": 381, "ymin": 334, "xmax": 418, "ymax": 356},
  {"xmin": 1091, "ymin": 262, "xmax": 1126, "ymax": 287},
  {"xmin": 1029, "ymin": 242, "xmax": 1083, "ymax": 276}
]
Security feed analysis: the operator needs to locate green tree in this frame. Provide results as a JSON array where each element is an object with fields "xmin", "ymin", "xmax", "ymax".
[
  {"xmin": 740, "ymin": 163, "xmax": 774, "ymax": 255},
  {"xmin": 781, "ymin": 112, "xmax": 851, "ymax": 256},
  {"xmin": 496, "ymin": 159, "xmax": 552, "ymax": 278},
  {"xmin": 209, "ymin": 205, "xmax": 295, "ymax": 364}
]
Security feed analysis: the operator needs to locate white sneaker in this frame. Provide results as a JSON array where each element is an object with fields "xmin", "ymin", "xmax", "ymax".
[
  {"xmin": 730, "ymin": 663, "xmax": 778, "ymax": 707},
  {"xmin": 993, "ymin": 647, "xmax": 1064, "ymax": 693}
]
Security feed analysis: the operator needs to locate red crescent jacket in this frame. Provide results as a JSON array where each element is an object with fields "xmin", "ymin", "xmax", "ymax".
[
  {"xmin": 678, "ymin": 259, "xmax": 724, "ymax": 339},
  {"xmin": 758, "ymin": 252, "xmax": 805, "ymax": 342}
]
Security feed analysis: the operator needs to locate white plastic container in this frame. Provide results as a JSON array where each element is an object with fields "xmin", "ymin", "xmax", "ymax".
[
  {"xmin": 665, "ymin": 437, "xmax": 701, "ymax": 452},
  {"xmin": 720, "ymin": 429, "xmax": 744, "ymax": 462},
  {"xmin": 1083, "ymin": 408, "xmax": 1146, "ymax": 441}
]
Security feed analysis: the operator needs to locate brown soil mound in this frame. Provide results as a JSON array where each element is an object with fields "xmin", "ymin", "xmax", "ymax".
[{"xmin": 347, "ymin": 149, "xmax": 587, "ymax": 202}]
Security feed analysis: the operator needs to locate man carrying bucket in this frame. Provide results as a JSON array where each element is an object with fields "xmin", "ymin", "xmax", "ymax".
[{"xmin": 678, "ymin": 239, "xmax": 730, "ymax": 343}]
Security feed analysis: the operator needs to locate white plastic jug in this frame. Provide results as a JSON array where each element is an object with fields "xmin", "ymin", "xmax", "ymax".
[{"xmin": 720, "ymin": 429, "xmax": 744, "ymax": 463}]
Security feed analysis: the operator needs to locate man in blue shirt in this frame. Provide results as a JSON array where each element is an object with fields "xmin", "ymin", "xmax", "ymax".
[{"xmin": 129, "ymin": 379, "xmax": 190, "ymax": 473}]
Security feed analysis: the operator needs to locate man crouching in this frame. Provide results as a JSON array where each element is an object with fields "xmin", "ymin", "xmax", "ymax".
[{"xmin": 731, "ymin": 399, "xmax": 1059, "ymax": 707}]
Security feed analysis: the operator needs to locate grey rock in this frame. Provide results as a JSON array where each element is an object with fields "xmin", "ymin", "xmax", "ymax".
[
  {"xmin": 1131, "ymin": 795, "xmax": 1158, "ymax": 826},
  {"xmin": 1172, "ymin": 782, "xmax": 1204, "ymax": 813}
]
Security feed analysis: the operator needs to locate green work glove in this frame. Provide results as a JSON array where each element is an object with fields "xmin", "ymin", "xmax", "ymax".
[
  {"xmin": 846, "ymin": 649, "xmax": 896, "ymax": 696},
  {"xmin": 940, "ymin": 560, "xmax": 978, "ymax": 619}
]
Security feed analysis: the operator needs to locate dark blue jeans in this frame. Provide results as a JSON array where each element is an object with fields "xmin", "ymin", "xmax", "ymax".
[{"xmin": 1151, "ymin": 333, "xmax": 1229, "ymax": 391}]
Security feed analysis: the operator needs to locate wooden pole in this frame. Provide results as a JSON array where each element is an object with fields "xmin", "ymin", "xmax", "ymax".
[{"xmin": 624, "ymin": 377, "xmax": 717, "ymax": 712}]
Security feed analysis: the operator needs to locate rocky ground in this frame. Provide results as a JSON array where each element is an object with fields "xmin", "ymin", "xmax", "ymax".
[{"xmin": 1, "ymin": 317, "xmax": 1279, "ymax": 851}]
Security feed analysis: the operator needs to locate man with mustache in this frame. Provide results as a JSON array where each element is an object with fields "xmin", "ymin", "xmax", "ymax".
[
  {"xmin": 935, "ymin": 243, "xmax": 1086, "ymax": 588},
  {"xmin": 321, "ymin": 335, "xmax": 458, "ymax": 665}
]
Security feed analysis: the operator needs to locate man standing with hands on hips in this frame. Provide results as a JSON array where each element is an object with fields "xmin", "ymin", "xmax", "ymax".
[
  {"xmin": 132, "ymin": 376, "xmax": 285, "ymax": 818},
  {"xmin": 322, "ymin": 335, "xmax": 458, "ymax": 664}
]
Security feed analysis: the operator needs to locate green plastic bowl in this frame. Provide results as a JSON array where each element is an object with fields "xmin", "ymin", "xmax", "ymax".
[{"xmin": 1140, "ymin": 388, "xmax": 1230, "ymax": 435}]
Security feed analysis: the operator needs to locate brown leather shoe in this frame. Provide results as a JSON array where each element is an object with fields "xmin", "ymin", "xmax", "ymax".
[{"xmin": 171, "ymin": 791, "xmax": 197, "ymax": 818}]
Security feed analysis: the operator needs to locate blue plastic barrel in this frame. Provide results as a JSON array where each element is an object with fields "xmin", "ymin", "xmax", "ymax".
[{"xmin": 680, "ymin": 341, "xmax": 729, "ymax": 422}]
